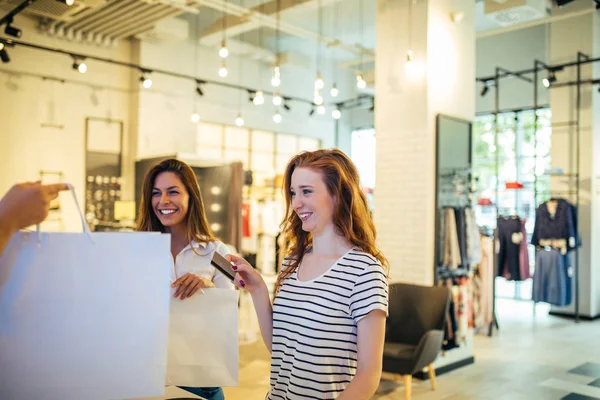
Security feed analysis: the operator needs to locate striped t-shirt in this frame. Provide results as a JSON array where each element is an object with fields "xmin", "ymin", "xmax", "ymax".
[{"xmin": 268, "ymin": 249, "xmax": 389, "ymax": 400}]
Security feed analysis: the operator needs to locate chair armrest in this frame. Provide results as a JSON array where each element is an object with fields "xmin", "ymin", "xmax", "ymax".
[{"xmin": 410, "ymin": 330, "xmax": 444, "ymax": 374}]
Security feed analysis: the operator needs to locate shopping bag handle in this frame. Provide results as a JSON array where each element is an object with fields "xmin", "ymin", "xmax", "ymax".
[{"xmin": 36, "ymin": 183, "xmax": 94, "ymax": 242}]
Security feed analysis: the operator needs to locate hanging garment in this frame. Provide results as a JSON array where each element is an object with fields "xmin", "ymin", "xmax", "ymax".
[
  {"xmin": 497, "ymin": 217, "xmax": 522, "ymax": 280},
  {"xmin": 444, "ymin": 209, "xmax": 462, "ymax": 269},
  {"xmin": 531, "ymin": 199, "xmax": 576, "ymax": 254},
  {"xmin": 455, "ymin": 209, "xmax": 468, "ymax": 268},
  {"xmin": 518, "ymin": 219, "xmax": 531, "ymax": 280},
  {"xmin": 438, "ymin": 209, "xmax": 447, "ymax": 266},
  {"xmin": 473, "ymin": 235, "xmax": 494, "ymax": 330},
  {"xmin": 532, "ymin": 249, "xmax": 568, "ymax": 306},
  {"xmin": 465, "ymin": 208, "xmax": 482, "ymax": 266}
]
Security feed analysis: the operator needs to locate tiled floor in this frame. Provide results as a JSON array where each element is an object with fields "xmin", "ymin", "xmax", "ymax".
[{"xmin": 224, "ymin": 298, "xmax": 600, "ymax": 400}]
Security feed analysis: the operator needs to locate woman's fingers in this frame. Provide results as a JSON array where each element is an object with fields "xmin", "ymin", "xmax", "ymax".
[
  {"xmin": 233, "ymin": 273, "xmax": 246, "ymax": 289},
  {"xmin": 183, "ymin": 279, "xmax": 202, "ymax": 299}
]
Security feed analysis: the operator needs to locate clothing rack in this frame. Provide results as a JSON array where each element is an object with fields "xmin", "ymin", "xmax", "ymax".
[{"xmin": 477, "ymin": 52, "xmax": 593, "ymax": 332}]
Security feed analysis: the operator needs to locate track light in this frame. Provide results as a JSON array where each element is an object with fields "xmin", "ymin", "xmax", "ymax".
[
  {"xmin": 543, "ymin": 71, "xmax": 557, "ymax": 88},
  {"xmin": 139, "ymin": 70, "xmax": 152, "ymax": 88},
  {"xmin": 283, "ymin": 103, "xmax": 291, "ymax": 111},
  {"xmin": 4, "ymin": 18, "xmax": 21, "ymax": 39},
  {"xmin": 235, "ymin": 114, "xmax": 244, "ymax": 127},
  {"xmin": 309, "ymin": 106, "xmax": 315, "ymax": 116},
  {"xmin": 0, "ymin": 48, "xmax": 9, "ymax": 63},
  {"xmin": 196, "ymin": 80, "xmax": 205, "ymax": 96},
  {"xmin": 332, "ymin": 108, "xmax": 341, "ymax": 120},
  {"xmin": 273, "ymin": 110, "xmax": 282, "ymax": 124},
  {"xmin": 273, "ymin": 92, "xmax": 282, "ymax": 106},
  {"xmin": 72, "ymin": 57, "xmax": 87, "ymax": 73},
  {"xmin": 57, "ymin": 0, "xmax": 75, "ymax": 5},
  {"xmin": 253, "ymin": 90, "xmax": 264, "ymax": 105},
  {"xmin": 480, "ymin": 82, "xmax": 489, "ymax": 97}
]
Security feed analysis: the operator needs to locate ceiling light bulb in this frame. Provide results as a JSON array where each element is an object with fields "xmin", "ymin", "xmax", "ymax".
[
  {"xmin": 219, "ymin": 43, "xmax": 229, "ymax": 58},
  {"xmin": 273, "ymin": 111, "xmax": 282, "ymax": 124},
  {"xmin": 271, "ymin": 66, "xmax": 281, "ymax": 87},
  {"xmin": 210, "ymin": 203, "xmax": 222, "ymax": 212},
  {"xmin": 78, "ymin": 62, "xmax": 87, "ymax": 73},
  {"xmin": 317, "ymin": 105, "xmax": 326, "ymax": 115},
  {"xmin": 191, "ymin": 113, "xmax": 200, "ymax": 123},
  {"xmin": 66, "ymin": 0, "xmax": 74, "ymax": 5},
  {"xmin": 313, "ymin": 93, "xmax": 324, "ymax": 106},
  {"xmin": 273, "ymin": 93, "xmax": 282, "ymax": 106},
  {"xmin": 332, "ymin": 109, "xmax": 342, "ymax": 120},
  {"xmin": 406, "ymin": 49, "xmax": 414, "ymax": 63},
  {"xmin": 218, "ymin": 64, "xmax": 228, "ymax": 78},
  {"xmin": 330, "ymin": 85, "xmax": 339, "ymax": 97},
  {"xmin": 253, "ymin": 90, "xmax": 265, "ymax": 105},
  {"xmin": 356, "ymin": 74, "xmax": 366, "ymax": 89},
  {"xmin": 0, "ymin": 43, "xmax": 5, "ymax": 51},
  {"xmin": 314, "ymin": 73, "xmax": 324, "ymax": 90},
  {"xmin": 235, "ymin": 115, "xmax": 244, "ymax": 127}
]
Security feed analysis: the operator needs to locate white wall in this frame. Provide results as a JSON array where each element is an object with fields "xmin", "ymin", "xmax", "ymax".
[
  {"xmin": 0, "ymin": 15, "xmax": 133, "ymax": 232},
  {"xmin": 476, "ymin": 25, "xmax": 548, "ymax": 114}
]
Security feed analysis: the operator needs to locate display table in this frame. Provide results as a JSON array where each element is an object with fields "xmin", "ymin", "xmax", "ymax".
[{"xmin": 135, "ymin": 386, "xmax": 207, "ymax": 400}]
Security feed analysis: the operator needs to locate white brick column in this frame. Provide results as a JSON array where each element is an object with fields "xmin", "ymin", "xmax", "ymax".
[{"xmin": 374, "ymin": 0, "xmax": 476, "ymax": 285}]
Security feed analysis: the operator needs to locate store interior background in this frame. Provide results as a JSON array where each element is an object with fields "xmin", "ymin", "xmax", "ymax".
[{"xmin": 1, "ymin": 0, "xmax": 600, "ymax": 399}]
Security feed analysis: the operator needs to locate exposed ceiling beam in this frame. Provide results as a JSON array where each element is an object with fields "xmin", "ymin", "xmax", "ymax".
[{"xmin": 195, "ymin": 0, "xmax": 374, "ymax": 58}]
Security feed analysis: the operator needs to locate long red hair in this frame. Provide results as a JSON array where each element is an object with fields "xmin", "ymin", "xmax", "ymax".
[{"xmin": 275, "ymin": 149, "xmax": 388, "ymax": 294}]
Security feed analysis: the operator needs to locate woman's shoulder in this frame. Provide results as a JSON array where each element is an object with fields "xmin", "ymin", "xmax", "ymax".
[{"xmin": 343, "ymin": 248, "xmax": 381, "ymax": 267}]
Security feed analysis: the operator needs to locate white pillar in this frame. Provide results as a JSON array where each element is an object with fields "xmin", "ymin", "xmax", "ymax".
[{"xmin": 375, "ymin": 0, "xmax": 475, "ymax": 285}]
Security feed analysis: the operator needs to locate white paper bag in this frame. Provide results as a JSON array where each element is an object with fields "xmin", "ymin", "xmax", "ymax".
[
  {"xmin": 166, "ymin": 288, "xmax": 239, "ymax": 388},
  {"xmin": 0, "ymin": 186, "xmax": 172, "ymax": 400}
]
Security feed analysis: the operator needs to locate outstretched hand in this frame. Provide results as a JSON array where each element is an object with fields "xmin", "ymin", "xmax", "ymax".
[{"xmin": 226, "ymin": 254, "xmax": 267, "ymax": 295}]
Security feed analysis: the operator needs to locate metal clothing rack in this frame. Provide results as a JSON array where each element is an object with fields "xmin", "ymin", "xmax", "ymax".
[{"xmin": 477, "ymin": 52, "xmax": 599, "ymax": 332}]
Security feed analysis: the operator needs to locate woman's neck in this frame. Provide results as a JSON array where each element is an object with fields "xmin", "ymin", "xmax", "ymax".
[
  {"xmin": 310, "ymin": 225, "xmax": 352, "ymax": 257},
  {"xmin": 167, "ymin": 223, "xmax": 188, "ymax": 246}
]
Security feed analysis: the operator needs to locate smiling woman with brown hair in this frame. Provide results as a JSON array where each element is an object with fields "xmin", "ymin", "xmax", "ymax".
[{"xmin": 137, "ymin": 158, "xmax": 233, "ymax": 400}]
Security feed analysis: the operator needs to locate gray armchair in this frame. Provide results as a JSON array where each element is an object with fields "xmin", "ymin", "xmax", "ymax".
[{"xmin": 382, "ymin": 283, "xmax": 451, "ymax": 400}]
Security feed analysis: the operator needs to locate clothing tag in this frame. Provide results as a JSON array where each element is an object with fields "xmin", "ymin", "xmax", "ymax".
[
  {"xmin": 569, "ymin": 237, "xmax": 576, "ymax": 248},
  {"xmin": 511, "ymin": 232, "xmax": 523, "ymax": 245}
]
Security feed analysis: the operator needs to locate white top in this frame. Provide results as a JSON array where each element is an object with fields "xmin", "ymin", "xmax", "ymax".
[
  {"xmin": 171, "ymin": 240, "xmax": 234, "ymax": 290},
  {"xmin": 268, "ymin": 249, "xmax": 389, "ymax": 400}
]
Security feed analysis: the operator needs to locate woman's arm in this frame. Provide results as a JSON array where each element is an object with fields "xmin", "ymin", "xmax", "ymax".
[
  {"xmin": 226, "ymin": 254, "xmax": 274, "ymax": 353},
  {"xmin": 337, "ymin": 309, "xmax": 387, "ymax": 400}
]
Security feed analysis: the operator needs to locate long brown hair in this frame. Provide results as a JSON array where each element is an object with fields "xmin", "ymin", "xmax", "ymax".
[
  {"xmin": 136, "ymin": 158, "xmax": 217, "ymax": 244},
  {"xmin": 275, "ymin": 149, "xmax": 388, "ymax": 293}
]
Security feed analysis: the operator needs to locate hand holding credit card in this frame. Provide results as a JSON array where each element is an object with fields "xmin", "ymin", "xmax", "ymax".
[{"xmin": 211, "ymin": 252, "xmax": 237, "ymax": 281}]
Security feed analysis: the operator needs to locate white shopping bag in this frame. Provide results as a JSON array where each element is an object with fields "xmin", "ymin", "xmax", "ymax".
[
  {"xmin": 0, "ymin": 186, "xmax": 172, "ymax": 400},
  {"xmin": 166, "ymin": 288, "xmax": 239, "ymax": 388}
]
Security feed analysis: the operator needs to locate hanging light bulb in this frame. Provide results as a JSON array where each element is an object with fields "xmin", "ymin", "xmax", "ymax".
[
  {"xmin": 235, "ymin": 114, "xmax": 245, "ymax": 127},
  {"xmin": 191, "ymin": 112, "xmax": 200, "ymax": 123},
  {"xmin": 271, "ymin": 66, "xmax": 281, "ymax": 87},
  {"xmin": 332, "ymin": 108, "xmax": 342, "ymax": 120},
  {"xmin": 273, "ymin": 92, "xmax": 282, "ymax": 106},
  {"xmin": 273, "ymin": 110, "xmax": 282, "ymax": 124},
  {"xmin": 218, "ymin": 62, "xmax": 228, "ymax": 78},
  {"xmin": 317, "ymin": 105, "xmax": 326, "ymax": 115},
  {"xmin": 313, "ymin": 90, "xmax": 324, "ymax": 106},
  {"xmin": 253, "ymin": 90, "xmax": 265, "ymax": 105},
  {"xmin": 356, "ymin": 74, "xmax": 366, "ymax": 89},
  {"xmin": 219, "ymin": 41, "xmax": 229, "ymax": 58},
  {"xmin": 314, "ymin": 73, "xmax": 324, "ymax": 90},
  {"xmin": 330, "ymin": 84, "xmax": 339, "ymax": 97},
  {"xmin": 406, "ymin": 49, "xmax": 414, "ymax": 63}
]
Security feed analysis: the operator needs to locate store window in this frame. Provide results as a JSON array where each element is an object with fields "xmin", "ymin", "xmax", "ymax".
[
  {"xmin": 472, "ymin": 108, "xmax": 552, "ymax": 299},
  {"xmin": 351, "ymin": 128, "xmax": 376, "ymax": 210}
]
